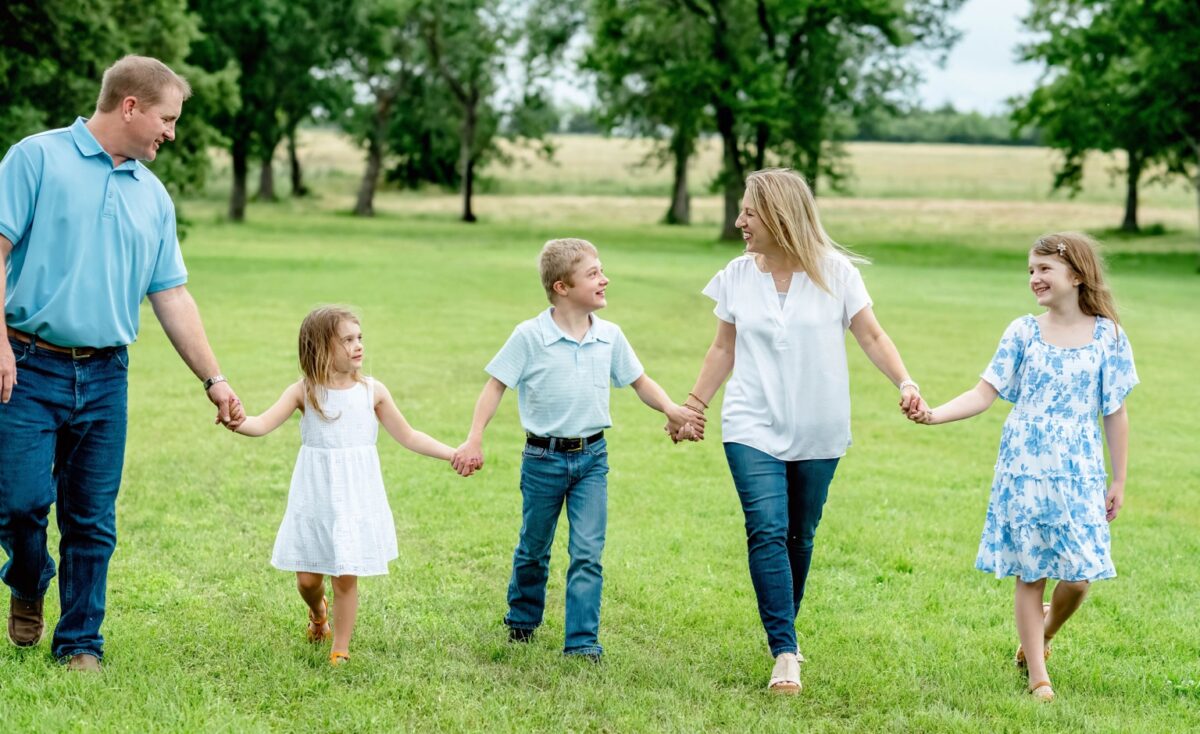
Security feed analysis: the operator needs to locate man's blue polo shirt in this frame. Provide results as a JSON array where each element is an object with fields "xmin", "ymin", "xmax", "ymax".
[
  {"xmin": 486, "ymin": 308, "xmax": 644, "ymax": 438},
  {"xmin": 0, "ymin": 117, "xmax": 187, "ymax": 347}
]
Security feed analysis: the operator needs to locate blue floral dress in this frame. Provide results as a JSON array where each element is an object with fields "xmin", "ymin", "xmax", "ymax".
[{"xmin": 976, "ymin": 315, "xmax": 1137, "ymax": 582}]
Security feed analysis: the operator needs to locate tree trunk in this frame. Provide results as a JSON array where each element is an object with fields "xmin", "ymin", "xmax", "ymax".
[
  {"xmin": 257, "ymin": 148, "xmax": 276, "ymax": 202},
  {"xmin": 459, "ymin": 103, "xmax": 477, "ymax": 223},
  {"xmin": 229, "ymin": 135, "xmax": 248, "ymax": 222},
  {"xmin": 288, "ymin": 125, "xmax": 309, "ymax": 197},
  {"xmin": 716, "ymin": 103, "xmax": 744, "ymax": 241},
  {"xmin": 664, "ymin": 131, "xmax": 691, "ymax": 225},
  {"xmin": 1120, "ymin": 150, "xmax": 1141, "ymax": 233},
  {"xmin": 355, "ymin": 137, "xmax": 382, "ymax": 217}
]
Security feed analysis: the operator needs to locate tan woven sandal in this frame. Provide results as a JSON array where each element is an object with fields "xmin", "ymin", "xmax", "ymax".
[
  {"xmin": 767, "ymin": 653, "xmax": 802, "ymax": 694},
  {"xmin": 306, "ymin": 596, "xmax": 331, "ymax": 643},
  {"xmin": 1028, "ymin": 680, "xmax": 1055, "ymax": 702}
]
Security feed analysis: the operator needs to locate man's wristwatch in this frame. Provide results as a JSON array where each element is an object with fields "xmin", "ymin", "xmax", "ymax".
[{"xmin": 202, "ymin": 374, "xmax": 227, "ymax": 392}]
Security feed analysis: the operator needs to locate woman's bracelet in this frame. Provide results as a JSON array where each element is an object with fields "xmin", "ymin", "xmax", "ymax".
[
  {"xmin": 898, "ymin": 379, "xmax": 920, "ymax": 393},
  {"xmin": 684, "ymin": 403, "xmax": 705, "ymax": 415},
  {"xmin": 687, "ymin": 392, "xmax": 709, "ymax": 409}
]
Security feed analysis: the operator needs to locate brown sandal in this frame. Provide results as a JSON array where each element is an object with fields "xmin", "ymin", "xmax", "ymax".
[
  {"xmin": 306, "ymin": 596, "xmax": 331, "ymax": 643},
  {"xmin": 1015, "ymin": 602, "xmax": 1053, "ymax": 668},
  {"xmin": 1028, "ymin": 680, "xmax": 1055, "ymax": 702},
  {"xmin": 329, "ymin": 650, "xmax": 350, "ymax": 666}
]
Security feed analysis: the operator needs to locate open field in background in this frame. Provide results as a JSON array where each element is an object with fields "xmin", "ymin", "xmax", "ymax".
[
  {"xmin": 236, "ymin": 129, "xmax": 1200, "ymax": 211},
  {"xmin": 3, "ymin": 135, "xmax": 1199, "ymax": 731}
]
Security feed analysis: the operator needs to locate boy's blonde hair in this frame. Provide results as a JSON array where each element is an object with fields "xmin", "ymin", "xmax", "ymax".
[
  {"xmin": 744, "ymin": 168, "xmax": 866, "ymax": 294},
  {"xmin": 1031, "ymin": 232, "xmax": 1121, "ymax": 335},
  {"xmin": 96, "ymin": 55, "xmax": 192, "ymax": 113},
  {"xmin": 539, "ymin": 238, "xmax": 598, "ymax": 302},
  {"xmin": 298, "ymin": 305, "xmax": 364, "ymax": 420}
]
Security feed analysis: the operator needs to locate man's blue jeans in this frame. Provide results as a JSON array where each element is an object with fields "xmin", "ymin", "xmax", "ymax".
[
  {"xmin": 723, "ymin": 442, "xmax": 839, "ymax": 657},
  {"xmin": 0, "ymin": 337, "xmax": 128, "ymax": 661},
  {"xmin": 505, "ymin": 438, "xmax": 608, "ymax": 657}
]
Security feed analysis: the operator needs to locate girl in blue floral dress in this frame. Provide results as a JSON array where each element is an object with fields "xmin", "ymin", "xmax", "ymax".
[{"xmin": 912, "ymin": 232, "xmax": 1137, "ymax": 702}]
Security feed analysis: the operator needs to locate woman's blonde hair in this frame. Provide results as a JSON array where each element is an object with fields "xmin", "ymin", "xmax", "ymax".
[
  {"xmin": 539, "ymin": 238, "xmax": 598, "ymax": 302},
  {"xmin": 96, "ymin": 55, "xmax": 192, "ymax": 113},
  {"xmin": 1031, "ymin": 232, "xmax": 1121, "ymax": 335},
  {"xmin": 298, "ymin": 306, "xmax": 363, "ymax": 420},
  {"xmin": 743, "ymin": 168, "xmax": 866, "ymax": 293}
]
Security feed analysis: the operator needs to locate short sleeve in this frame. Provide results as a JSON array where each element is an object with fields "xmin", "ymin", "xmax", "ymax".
[
  {"xmin": 1100, "ymin": 327, "xmax": 1138, "ymax": 415},
  {"xmin": 485, "ymin": 326, "xmax": 530, "ymax": 389},
  {"xmin": 146, "ymin": 197, "xmax": 188, "ymax": 293},
  {"xmin": 0, "ymin": 144, "xmax": 38, "ymax": 246},
  {"xmin": 609, "ymin": 327, "xmax": 644, "ymax": 388},
  {"xmin": 840, "ymin": 264, "xmax": 872, "ymax": 329},
  {"xmin": 701, "ymin": 268, "xmax": 733, "ymax": 323},
  {"xmin": 981, "ymin": 318, "xmax": 1030, "ymax": 403}
]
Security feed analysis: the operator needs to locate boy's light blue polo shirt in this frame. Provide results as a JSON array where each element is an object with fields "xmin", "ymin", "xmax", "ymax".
[
  {"xmin": 486, "ymin": 308, "xmax": 644, "ymax": 438},
  {"xmin": 0, "ymin": 117, "xmax": 187, "ymax": 348}
]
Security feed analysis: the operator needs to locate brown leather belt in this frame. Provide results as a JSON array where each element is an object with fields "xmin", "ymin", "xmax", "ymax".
[{"xmin": 6, "ymin": 326, "xmax": 115, "ymax": 359}]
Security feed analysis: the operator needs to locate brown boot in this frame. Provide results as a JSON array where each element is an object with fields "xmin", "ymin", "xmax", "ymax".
[{"xmin": 8, "ymin": 596, "xmax": 44, "ymax": 647}]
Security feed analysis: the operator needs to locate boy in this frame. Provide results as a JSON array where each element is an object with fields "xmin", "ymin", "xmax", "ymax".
[{"xmin": 452, "ymin": 238, "xmax": 701, "ymax": 660}]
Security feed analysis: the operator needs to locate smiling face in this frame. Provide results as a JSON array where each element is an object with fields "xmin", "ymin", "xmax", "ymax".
[
  {"xmin": 734, "ymin": 190, "xmax": 779, "ymax": 257},
  {"xmin": 331, "ymin": 318, "xmax": 364, "ymax": 375},
  {"xmin": 557, "ymin": 254, "xmax": 608, "ymax": 312},
  {"xmin": 121, "ymin": 85, "xmax": 183, "ymax": 162},
  {"xmin": 1028, "ymin": 252, "xmax": 1080, "ymax": 309}
]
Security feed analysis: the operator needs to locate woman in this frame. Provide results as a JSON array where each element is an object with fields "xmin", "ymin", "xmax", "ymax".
[{"xmin": 679, "ymin": 169, "xmax": 923, "ymax": 693}]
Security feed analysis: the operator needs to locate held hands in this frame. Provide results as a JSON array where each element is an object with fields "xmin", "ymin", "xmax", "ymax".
[
  {"xmin": 899, "ymin": 384, "xmax": 932, "ymax": 424},
  {"xmin": 207, "ymin": 381, "xmax": 245, "ymax": 431},
  {"xmin": 451, "ymin": 440, "xmax": 484, "ymax": 477},
  {"xmin": 664, "ymin": 399, "xmax": 706, "ymax": 444}
]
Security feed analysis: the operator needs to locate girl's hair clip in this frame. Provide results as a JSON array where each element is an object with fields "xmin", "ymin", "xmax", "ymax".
[{"xmin": 1056, "ymin": 242, "xmax": 1066, "ymax": 256}]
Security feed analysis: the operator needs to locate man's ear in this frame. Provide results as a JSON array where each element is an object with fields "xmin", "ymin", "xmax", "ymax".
[{"xmin": 120, "ymin": 96, "xmax": 139, "ymax": 120}]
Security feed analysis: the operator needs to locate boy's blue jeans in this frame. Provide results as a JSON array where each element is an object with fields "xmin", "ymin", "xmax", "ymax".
[
  {"xmin": 505, "ymin": 438, "xmax": 608, "ymax": 657},
  {"xmin": 723, "ymin": 442, "xmax": 839, "ymax": 657},
  {"xmin": 0, "ymin": 337, "xmax": 128, "ymax": 661}
]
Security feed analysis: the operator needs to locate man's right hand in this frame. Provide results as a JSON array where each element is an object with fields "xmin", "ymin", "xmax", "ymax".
[{"xmin": 0, "ymin": 338, "xmax": 16, "ymax": 403}]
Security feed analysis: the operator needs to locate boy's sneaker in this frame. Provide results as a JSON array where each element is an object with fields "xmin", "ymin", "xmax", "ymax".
[{"xmin": 508, "ymin": 626, "xmax": 535, "ymax": 643}]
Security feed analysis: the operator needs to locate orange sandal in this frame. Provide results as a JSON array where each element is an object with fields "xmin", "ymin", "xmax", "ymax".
[
  {"xmin": 306, "ymin": 596, "xmax": 331, "ymax": 643},
  {"xmin": 329, "ymin": 651, "xmax": 350, "ymax": 666},
  {"xmin": 1015, "ymin": 602, "xmax": 1053, "ymax": 669}
]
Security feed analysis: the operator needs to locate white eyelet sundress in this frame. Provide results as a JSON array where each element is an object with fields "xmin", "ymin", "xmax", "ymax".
[
  {"xmin": 271, "ymin": 378, "xmax": 398, "ymax": 577},
  {"xmin": 976, "ymin": 315, "xmax": 1138, "ymax": 582}
]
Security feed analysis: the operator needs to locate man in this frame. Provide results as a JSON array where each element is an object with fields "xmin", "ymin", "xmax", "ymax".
[{"xmin": 0, "ymin": 55, "xmax": 243, "ymax": 672}]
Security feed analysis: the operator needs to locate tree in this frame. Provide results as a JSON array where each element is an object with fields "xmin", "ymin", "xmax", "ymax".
[
  {"xmin": 586, "ymin": 0, "xmax": 712, "ymax": 225},
  {"xmin": 665, "ymin": 0, "xmax": 963, "ymax": 240},
  {"xmin": 1014, "ymin": 1, "xmax": 1162, "ymax": 233}
]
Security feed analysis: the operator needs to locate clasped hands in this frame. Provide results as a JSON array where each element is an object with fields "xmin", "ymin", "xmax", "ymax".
[
  {"xmin": 899, "ymin": 385, "xmax": 932, "ymax": 424},
  {"xmin": 664, "ymin": 401, "xmax": 706, "ymax": 443}
]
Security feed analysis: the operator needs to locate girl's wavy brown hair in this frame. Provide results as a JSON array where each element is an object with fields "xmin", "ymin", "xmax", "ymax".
[
  {"xmin": 298, "ymin": 306, "xmax": 363, "ymax": 420},
  {"xmin": 1030, "ymin": 232, "xmax": 1120, "ymax": 336}
]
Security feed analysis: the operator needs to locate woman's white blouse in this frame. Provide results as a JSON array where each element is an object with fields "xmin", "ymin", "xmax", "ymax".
[{"xmin": 703, "ymin": 253, "xmax": 871, "ymax": 461}]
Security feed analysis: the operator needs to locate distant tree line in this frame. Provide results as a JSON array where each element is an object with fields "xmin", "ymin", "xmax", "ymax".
[{"xmin": 5, "ymin": 1, "xmax": 1195, "ymax": 245}]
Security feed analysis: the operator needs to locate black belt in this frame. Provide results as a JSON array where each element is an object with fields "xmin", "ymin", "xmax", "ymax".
[
  {"xmin": 6, "ymin": 326, "xmax": 119, "ymax": 360},
  {"xmin": 525, "ymin": 431, "xmax": 604, "ymax": 453}
]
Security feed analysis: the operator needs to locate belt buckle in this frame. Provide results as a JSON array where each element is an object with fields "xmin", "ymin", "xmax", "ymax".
[
  {"xmin": 70, "ymin": 346, "xmax": 93, "ymax": 359},
  {"xmin": 564, "ymin": 438, "xmax": 584, "ymax": 452}
]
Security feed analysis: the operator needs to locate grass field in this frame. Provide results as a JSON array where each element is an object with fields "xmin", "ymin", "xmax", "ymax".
[{"xmin": 2, "ymin": 134, "xmax": 1199, "ymax": 732}]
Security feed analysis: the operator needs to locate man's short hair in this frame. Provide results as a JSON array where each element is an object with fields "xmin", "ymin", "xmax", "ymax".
[
  {"xmin": 96, "ymin": 55, "xmax": 192, "ymax": 113},
  {"xmin": 539, "ymin": 238, "xmax": 598, "ymax": 302}
]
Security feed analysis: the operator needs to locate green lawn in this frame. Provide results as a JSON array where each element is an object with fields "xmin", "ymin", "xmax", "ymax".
[{"xmin": 2, "ymin": 172, "xmax": 1199, "ymax": 732}]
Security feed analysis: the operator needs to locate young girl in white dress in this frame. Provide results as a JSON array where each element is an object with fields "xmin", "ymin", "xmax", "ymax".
[
  {"xmin": 236, "ymin": 306, "xmax": 462, "ymax": 665},
  {"xmin": 911, "ymin": 233, "xmax": 1137, "ymax": 702}
]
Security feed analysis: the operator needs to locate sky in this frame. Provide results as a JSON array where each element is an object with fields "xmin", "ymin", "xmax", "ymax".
[{"xmin": 914, "ymin": 0, "xmax": 1042, "ymax": 114}]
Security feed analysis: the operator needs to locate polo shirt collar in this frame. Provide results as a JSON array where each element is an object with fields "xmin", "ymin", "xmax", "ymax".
[
  {"xmin": 69, "ymin": 117, "xmax": 146, "ymax": 179},
  {"xmin": 538, "ymin": 308, "xmax": 610, "ymax": 346}
]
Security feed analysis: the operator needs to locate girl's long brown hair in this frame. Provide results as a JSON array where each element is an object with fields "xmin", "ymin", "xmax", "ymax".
[
  {"xmin": 744, "ymin": 168, "xmax": 867, "ymax": 294},
  {"xmin": 1031, "ymin": 232, "xmax": 1121, "ymax": 337},
  {"xmin": 298, "ymin": 306, "xmax": 363, "ymax": 420}
]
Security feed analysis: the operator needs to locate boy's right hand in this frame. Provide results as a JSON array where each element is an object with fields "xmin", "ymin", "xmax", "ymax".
[{"xmin": 451, "ymin": 441, "xmax": 484, "ymax": 477}]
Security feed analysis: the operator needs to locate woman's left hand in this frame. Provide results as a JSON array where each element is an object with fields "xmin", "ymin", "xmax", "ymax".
[{"xmin": 1105, "ymin": 480, "xmax": 1125, "ymax": 522}]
